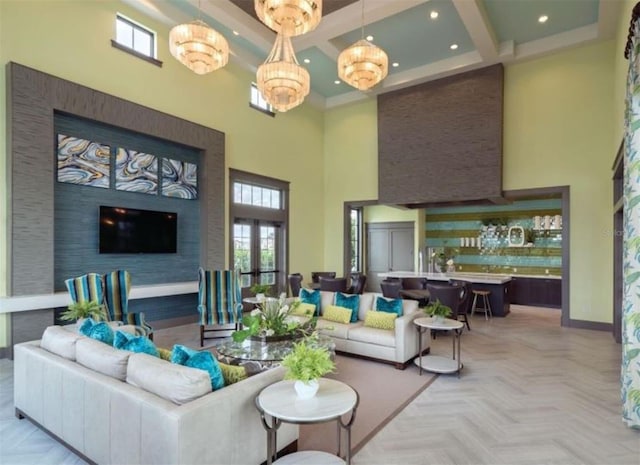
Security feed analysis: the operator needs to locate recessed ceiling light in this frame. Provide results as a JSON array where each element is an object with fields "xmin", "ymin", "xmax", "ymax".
[
  {"xmin": 430, "ymin": 11, "xmax": 439, "ymax": 19},
  {"xmin": 366, "ymin": 35, "xmax": 374, "ymax": 41},
  {"xmin": 334, "ymin": 80, "xmax": 341, "ymax": 84},
  {"xmin": 392, "ymin": 62, "xmax": 399, "ymax": 68},
  {"xmin": 538, "ymin": 15, "xmax": 548, "ymax": 23},
  {"xmin": 303, "ymin": 58, "xmax": 310, "ymax": 63},
  {"xmin": 450, "ymin": 44, "xmax": 458, "ymax": 50},
  {"xmin": 233, "ymin": 30, "xmax": 240, "ymax": 36}
]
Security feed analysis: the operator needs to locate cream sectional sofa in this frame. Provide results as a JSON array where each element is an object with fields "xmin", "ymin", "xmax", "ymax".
[
  {"xmin": 14, "ymin": 326, "xmax": 297, "ymax": 465},
  {"xmin": 302, "ymin": 291, "xmax": 427, "ymax": 369}
]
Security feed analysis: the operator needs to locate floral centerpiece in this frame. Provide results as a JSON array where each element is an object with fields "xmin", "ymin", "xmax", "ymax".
[{"xmin": 232, "ymin": 293, "xmax": 316, "ymax": 343}]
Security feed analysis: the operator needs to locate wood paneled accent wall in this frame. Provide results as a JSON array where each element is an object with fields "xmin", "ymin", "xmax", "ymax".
[{"xmin": 377, "ymin": 64, "xmax": 504, "ymax": 206}]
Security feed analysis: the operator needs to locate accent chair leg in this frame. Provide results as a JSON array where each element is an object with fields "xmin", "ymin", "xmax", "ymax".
[
  {"xmin": 200, "ymin": 325, "xmax": 204, "ymax": 347},
  {"xmin": 394, "ymin": 362, "xmax": 406, "ymax": 370},
  {"xmin": 15, "ymin": 408, "xmax": 25, "ymax": 420}
]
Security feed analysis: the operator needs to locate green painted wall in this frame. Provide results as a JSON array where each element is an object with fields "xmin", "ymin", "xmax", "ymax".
[
  {"xmin": 503, "ymin": 40, "xmax": 615, "ymax": 322},
  {"xmin": 325, "ymin": 40, "xmax": 617, "ymax": 324},
  {"xmin": 0, "ymin": 0, "xmax": 325, "ymax": 346}
]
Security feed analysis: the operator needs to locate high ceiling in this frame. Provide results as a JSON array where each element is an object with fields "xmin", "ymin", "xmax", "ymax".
[{"xmin": 125, "ymin": 0, "xmax": 621, "ymax": 109}]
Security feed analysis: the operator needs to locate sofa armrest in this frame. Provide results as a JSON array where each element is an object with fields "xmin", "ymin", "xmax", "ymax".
[{"xmin": 394, "ymin": 308, "xmax": 427, "ymax": 363}]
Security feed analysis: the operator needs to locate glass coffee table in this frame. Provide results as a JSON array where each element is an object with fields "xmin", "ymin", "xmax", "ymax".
[{"xmin": 216, "ymin": 334, "xmax": 335, "ymax": 371}]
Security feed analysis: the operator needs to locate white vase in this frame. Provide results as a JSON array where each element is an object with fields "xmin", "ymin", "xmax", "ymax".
[{"xmin": 294, "ymin": 379, "xmax": 319, "ymax": 399}]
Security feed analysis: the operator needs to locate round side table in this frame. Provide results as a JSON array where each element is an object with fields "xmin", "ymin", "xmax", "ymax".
[
  {"xmin": 255, "ymin": 378, "xmax": 359, "ymax": 465},
  {"xmin": 414, "ymin": 317, "xmax": 464, "ymax": 377}
]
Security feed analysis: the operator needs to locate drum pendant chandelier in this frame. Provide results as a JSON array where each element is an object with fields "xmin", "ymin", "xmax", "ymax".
[
  {"xmin": 169, "ymin": 19, "xmax": 229, "ymax": 74},
  {"xmin": 256, "ymin": 32, "xmax": 310, "ymax": 112},
  {"xmin": 254, "ymin": 0, "xmax": 322, "ymax": 36},
  {"xmin": 337, "ymin": 0, "xmax": 388, "ymax": 91}
]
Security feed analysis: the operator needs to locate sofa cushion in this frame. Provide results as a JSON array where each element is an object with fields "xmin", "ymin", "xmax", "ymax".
[
  {"xmin": 127, "ymin": 353, "xmax": 211, "ymax": 405},
  {"xmin": 375, "ymin": 296, "xmax": 403, "ymax": 316},
  {"xmin": 76, "ymin": 337, "xmax": 131, "ymax": 381},
  {"xmin": 171, "ymin": 344, "xmax": 224, "ymax": 391},
  {"xmin": 79, "ymin": 318, "xmax": 114, "ymax": 345},
  {"xmin": 335, "ymin": 293, "xmax": 360, "ymax": 323},
  {"xmin": 357, "ymin": 293, "xmax": 375, "ymax": 321},
  {"xmin": 291, "ymin": 302, "xmax": 315, "ymax": 317},
  {"xmin": 300, "ymin": 289, "xmax": 321, "ymax": 315},
  {"xmin": 320, "ymin": 291, "xmax": 335, "ymax": 312},
  {"xmin": 323, "ymin": 305, "xmax": 353, "ymax": 324},
  {"xmin": 40, "ymin": 325, "xmax": 83, "ymax": 360},
  {"xmin": 316, "ymin": 318, "xmax": 362, "ymax": 339},
  {"xmin": 364, "ymin": 310, "xmax": 398, "ymax": 330},
  {"xmin": 113, "ymin": 330, "xmax": 159, "ymax": 357},
  {"xmin": 220, "ymin": 363, "xmax": 248, "ymax": 385},
  {"xmin": 348, "ymin": 324, "xmax": 396, "ymax": 348}
]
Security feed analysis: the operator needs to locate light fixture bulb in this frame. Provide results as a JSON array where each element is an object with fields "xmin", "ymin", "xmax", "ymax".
[{"xmin": 538, "ymin": 15, "xmax": 548, "ymax": 23}]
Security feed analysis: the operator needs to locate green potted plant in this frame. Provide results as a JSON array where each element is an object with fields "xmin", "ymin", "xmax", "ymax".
[
  {"xmin": 59, "ymin": 300, "xmax": 106, "ymax": 323},
  {"xmin": 281, "ymin": 335, "xmax": 335, "ymax": 399},
  {"xmin": 249, "ymin": 283, "xmax": 272, "ymax": 299},
  {"xmin": 423, "ymin": 299, "xmax": 452, "ymax": 323}
]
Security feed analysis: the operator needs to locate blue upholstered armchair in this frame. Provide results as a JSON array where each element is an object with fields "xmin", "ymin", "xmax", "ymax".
[
  {"xmin": 198, "ymin": 268, "xmax": 243, "ymax": 347},
  {"xmin": 65, "ymin": 272, "xmax": 106, "ymax": 308},
  {"xmin": 104, "ymin": 270, "xmax": 154, "ymax": 339}
]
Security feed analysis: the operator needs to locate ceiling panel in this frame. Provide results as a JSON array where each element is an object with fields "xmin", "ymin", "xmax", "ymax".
[
  {"xmin": 483, "ymin": 0, "xmax": 599, "ymax": 45},
  {"xmin": 144, "ymin": 0, "xmax": 614, "ymax": 108}
]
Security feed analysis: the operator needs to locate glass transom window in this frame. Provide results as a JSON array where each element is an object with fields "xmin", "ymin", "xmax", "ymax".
[{"xmin": 233, "ymin": 182, "xmax": 281, "ymax": 209}]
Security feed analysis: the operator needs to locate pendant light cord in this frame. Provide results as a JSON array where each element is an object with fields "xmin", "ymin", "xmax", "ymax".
[{"xmin": 360, "ymin": 0, "xmax": 365, "ymax": 39}]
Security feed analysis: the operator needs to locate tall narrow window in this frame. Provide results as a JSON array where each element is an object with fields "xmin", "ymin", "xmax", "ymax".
[
  {"xmin": 250, "ymin": 83, "xmax": 275, "ymax": 116},
  {"xmin": 230, "ymin": 170, "xmax": 289, "ymax": 296},
  {"xmin": 350, "ymin": 207, "xmax": 363, "ymax": 272}
]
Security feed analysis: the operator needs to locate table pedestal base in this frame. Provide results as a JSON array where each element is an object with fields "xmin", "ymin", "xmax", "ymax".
[{"xmin": 275, "ymin": 451, "xmax": 345, "ymax": 464}]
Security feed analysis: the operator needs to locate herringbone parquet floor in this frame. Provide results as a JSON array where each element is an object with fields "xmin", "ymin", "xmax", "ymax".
[{"xmin": 0, "ymin": 305, "xmax": 637, "ymax": 465}]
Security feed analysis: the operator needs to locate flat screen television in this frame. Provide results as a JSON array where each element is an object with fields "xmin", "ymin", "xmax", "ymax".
[{"xmin": 99, "ymin": 206, "xmax": 177, "ymax": 254}]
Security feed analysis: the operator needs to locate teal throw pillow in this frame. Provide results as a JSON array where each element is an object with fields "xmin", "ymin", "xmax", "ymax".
[
  {"xmin": 375, "ymin": 296, "xmax": 403, "ymax": 316},
  {"xmin": 113, "ymin": 330, "xmax": 159, "ymax": 357},
  {"xmin": 79, "ymin": 318, "xmax": 114, "ymax": 345},
  {"xmin": 335, "ymin": 293, "xmax": 360, "ymax": 323},
  {"xmin": 171, "ymin": 344, "xmax": 224, "ymax": 391},
  {"xmin": 300, "ymin": 288, "xmax": 321, "ymax": 316}
]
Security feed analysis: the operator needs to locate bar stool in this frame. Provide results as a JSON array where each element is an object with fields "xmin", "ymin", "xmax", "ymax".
[{"xmin": 471, "ymin": 289, "xmax": 492, "ymax": 320}]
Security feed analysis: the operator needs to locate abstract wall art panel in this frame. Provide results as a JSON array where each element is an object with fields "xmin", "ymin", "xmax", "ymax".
[
  {"xmin": 57, "ymin": 134, "xmax": 110, "ymax": 188},
  {"xmin": 162, "ymin": 159, "xmax": 197, "ymax": 199},
  {"xmin": 115, "ymin": 148, "xmax": 158, "ymax": 194}
]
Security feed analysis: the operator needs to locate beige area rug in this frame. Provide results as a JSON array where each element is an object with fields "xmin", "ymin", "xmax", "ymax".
[
  {"xmin": 299, "ymin": 355, "xmax": 437, "ymax": 455},
  {"xmin": 154, "ymin": 325, "xmax": 438, "ymax": 455}
]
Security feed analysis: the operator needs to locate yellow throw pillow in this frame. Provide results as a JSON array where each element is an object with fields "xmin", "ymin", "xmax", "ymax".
[
  {"xmin": 291, "ymin": 302, "xmax": 316, "ymax": 317},
  {"xmin": 219, "ymin": 362, "xmax": 248, "ymax": 385},
  {"xmin": 157, "ymin": 347, "xmax": 173, "ymax": 361},
  {"xmin": 364, "ymin": 310, "xmax": 397, "ymax": 330},
  {"xmin": 323, "ymin": 305, "xmax": 353, "ymax": 324}
]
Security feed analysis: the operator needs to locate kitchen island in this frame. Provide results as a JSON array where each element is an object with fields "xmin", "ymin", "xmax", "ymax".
[{"xmin": 378, "ymin": 271, "xmax": 512, "ymax": 317}]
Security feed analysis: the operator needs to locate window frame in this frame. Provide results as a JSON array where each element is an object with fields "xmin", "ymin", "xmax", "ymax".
[
  {"xmin": 349, "ymin": 207, "xmax": 363, "ymax": 272},
  {"xmin": 112, "ymin": 13, "xmax": 163, "ymax": 67},
  {"xmin": 229, "ymin": 169, "xmax": 289, "ymax": 295},
  {"xmin": 343, "ymin": 200, "xmax": 377, "ymax": 278},
  {"xmin": 249, "ymin": 83, "xmax": 276, "ymax": 117}
]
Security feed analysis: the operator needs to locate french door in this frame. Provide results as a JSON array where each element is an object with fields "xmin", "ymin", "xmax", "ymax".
[{"xmin": 233, "ymin": 219, "xmax": 282, "ymax": 296}]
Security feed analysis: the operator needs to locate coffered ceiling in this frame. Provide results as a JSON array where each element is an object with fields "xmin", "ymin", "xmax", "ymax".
[{"xmin": 124, "ymin": 0, "xmax": 621, "ymax": 110}]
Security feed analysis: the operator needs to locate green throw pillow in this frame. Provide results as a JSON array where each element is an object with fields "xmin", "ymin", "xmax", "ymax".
[
  {"xmin": 171, "ymin": 344, "xmax": 224, "ymax": 391},
  {"xmin": 291, "ymin": 302, "xmax": 316, "ymax": 317},
  {"xmin": 375, "ymin": 296, "xmax": 403, "ymax": 316},
  {"xmin": 364, "ymin": 310, "xmax": 397, "ymax": 330},
  {"xmin": 79, "ymin": 318, "xmax": 114, "ymax": 345},
  {"xmin": 300, "ymin": 288, "xmax": 321, "ymax": 316},
  {"xmin": 335, "ymin": 292, "xmax": 360, "ymax": 323},
  {"xmin": 113, "ymin": 330, "xmax": 159, "ymax": 357},
  {"xmin": 219, "ymin": 363, "xmax": 248, "ymax": 385},
  {"xmin": 323, "ymin": 305, "xmax": 353, "ymax": 324}
]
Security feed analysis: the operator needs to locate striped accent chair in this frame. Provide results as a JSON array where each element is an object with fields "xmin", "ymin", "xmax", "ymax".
[
  {"xmin": 198, "ymin": 268, "xmax": 243, "ymax": 347},
  {"xmin": 64, "ymin": 273, "xmax": 106, "ymax": 315},
  {"xmin": 104, "ymin": 270, "xmax": 153, "ymax": 339}
]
